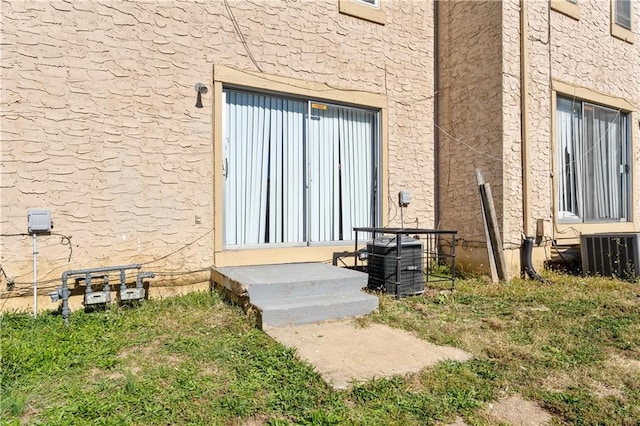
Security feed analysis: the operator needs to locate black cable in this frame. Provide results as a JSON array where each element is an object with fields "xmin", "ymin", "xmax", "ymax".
[
  {"xmin": 0, "ymin": 290, "xmax": 11, "ymax": 312},
  {"xmin": 223, "ymin": 0, "xmax": 263, "ymax": 73},
  {"xmin": 12, "ymin": 267, "xmax": 211, "ymax": 290},
  {"xmin": 1, "ymin": 232, "xmax": 73, "ymax": 262},
  {"xmin": 548, "ymin": 237, "xmax": 570, "ymax": 265},
  {"xmin": 50, "ymin": 233, "xmax": 73, "ymax": 262},
  {"xmin": 152, "ymin": 268, "xmax": 212, "ymax": 276},
  {"xmin": 7, "ymin": 230, "xmax": 212, "ymax": 286},
  {"xmin": 140, "ymin": 229, "xmax": 214, "ymax": 266},
  {"xmin": 0, "ymin": 265, "xmax": 12, "ymax": 312},
  {"xmin": 11, "ymin": 277, "xmax": 61, "ymax": 286}
]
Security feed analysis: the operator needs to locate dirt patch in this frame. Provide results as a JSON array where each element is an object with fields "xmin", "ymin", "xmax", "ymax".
[
  {"xmin": 221, "ymin": 414, "xmax": 288, "ymax": 426},
  {"xmin": 607, "ymin": 354, "xmax": 640, "ymax": 372},
  {"xmin": 117, "ymin": 338, "xmax": 185, "ymax": 373},
  {"xmin": 88, "ymin": 367, "xmax": 125, "ymax": 381},
  {"xmin": 485, "ymin": 395, "xmax": 552, "ymax": 426},
  {"xmin": 265, "ymin": 319, "xmax": 472, "ymax": 389},
  {"xmin": 20, "ymin": 406, "xmax": 40, "ymax": 425},
  {"xmin": 592, "ymin": 382, "xmax": 623, "ymax": 399},
  {"xmin": 199, "ymin": 364, "xmax": 217, "ymax": 376},
  {"xmin": 543, "ymin": 370, "xmax": 624, "ymax": 400},
  {"xmin": 481, "ymin": 316, "xmax": 507, "ymax": 330},
  {"xmin": 522, "ymin": 306, "xmax": 551, "ymax": 313},
  {"xmin": 541, "ymin": 371, "xmax": 573, "ymax": 393},
  {"xmin": 442, "ymin": 416, "xmax": 468, "ymax": 426}
]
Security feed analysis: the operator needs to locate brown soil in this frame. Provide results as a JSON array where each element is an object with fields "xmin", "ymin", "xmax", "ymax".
[{"xmin": 485, "ymin": 395, "xmax": 552, "ymax": 426}]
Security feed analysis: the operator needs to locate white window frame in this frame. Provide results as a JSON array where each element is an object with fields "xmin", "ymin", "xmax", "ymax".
[
  {"xmin": 611, "ymin": 0, "xmax": 634, "ymax": 43},
  {"xmin": 551, "ymin": 0, "xmax": 581, "ymax": 20},
  {"xmin": 556, "ymin": 95, "xmax": 632, "ymax": 224},
  {"xmin": 615, "ymin": 0, "xmax": 632, "ymax": 29},
  {"xmin": 353, "ymin": 0, "xmax": 380, "ymax": 9},
  {"xmin": 338, "ymin": 0, "xmax": 386, "ymax": 25}
]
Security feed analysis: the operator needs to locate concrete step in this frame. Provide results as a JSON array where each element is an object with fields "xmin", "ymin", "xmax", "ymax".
[
  {"xmin": 215, "ymin": 263, "xmax": 368, "ymax": 303},
  {"xmin": 212, "ymin": 262, "xmax": 379, "ymax": 328},
  {"xmin": 256, "ymin": 292, "xmax": 379, "ymax": 328}
]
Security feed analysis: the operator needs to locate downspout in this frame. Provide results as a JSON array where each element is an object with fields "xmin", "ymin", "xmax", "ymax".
[
  {"xmin": 519, "ymin": 0, "xmax": 544, "ymax": 281},
  {"xmin": 434, "ymin": 0, "xmax": 440, "ymax": 229},
  {"xmin": 520, "ymin": 0, "xmax": 531, "ymax": 237}
]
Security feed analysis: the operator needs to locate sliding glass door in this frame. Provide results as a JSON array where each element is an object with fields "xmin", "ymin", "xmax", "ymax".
[{"xmin": 223, "ymin": 89, "xmax": 379, "ymax": 247}]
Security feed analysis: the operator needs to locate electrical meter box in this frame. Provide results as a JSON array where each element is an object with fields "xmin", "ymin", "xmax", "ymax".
[
  {"xmin": 120, "ymin": 287, "xmax": 145, "ymax": 302},
  {"xmin": 28, "ymin": 209, "xmax": 52, "ymax": 233},
  {"xmin": 84, "ymin": 291, "xmax": 110, "ymax": 305},
  {"xmin": 399, "ymin": 190, "xmax": 411, "ymax": 207}
]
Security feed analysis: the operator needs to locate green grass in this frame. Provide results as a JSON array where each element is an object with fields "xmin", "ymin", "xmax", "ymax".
[{"xmin": 2, "ymin": 273, "xmax": 639, "ymax": 425}]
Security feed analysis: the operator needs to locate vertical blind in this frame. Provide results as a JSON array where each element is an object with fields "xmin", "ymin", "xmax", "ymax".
[
  {"xmin": 557, "ymin": 96, "xmax": 630, "ymax": 223},
  {"xmin": 615, "ymin": 0, "xmax": 632, "ymax": 29},
  {"xmin": 223, "ymin": 89, "xmax": 378, "ymax": 246},
  {"xmin": 557, "ymin": 97, "xmax": 583, "ymax": 219}
]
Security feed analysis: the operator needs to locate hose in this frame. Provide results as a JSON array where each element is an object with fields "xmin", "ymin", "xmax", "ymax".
[{"xmin": 520, "ymin": 237, "xmax": 546, "ymax": 282}]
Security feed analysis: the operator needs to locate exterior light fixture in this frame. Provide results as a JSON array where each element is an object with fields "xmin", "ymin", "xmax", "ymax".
[{"xmin": 195, "ymin": 83, "xmax": 208, "ymax": 108}]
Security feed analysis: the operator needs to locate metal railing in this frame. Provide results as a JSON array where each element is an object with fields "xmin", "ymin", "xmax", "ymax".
[{"xmin": 353, "ymin": 227, "xmax": 457, "ymax": 296}]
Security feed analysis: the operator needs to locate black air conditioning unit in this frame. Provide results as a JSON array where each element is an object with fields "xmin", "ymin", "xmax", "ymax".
[
  {"xmin": 367, "ymin": 236, "xmax": 424, "ymax": 297},
  {"xmin": 580, "ymin": 232, "xmax": 640, "ymax": 280}
]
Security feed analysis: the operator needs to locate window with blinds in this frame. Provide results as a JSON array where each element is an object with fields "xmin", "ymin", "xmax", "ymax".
[
  {"xmin": 556, "ymin": 96, "xmax": 631, "ymax": 223},
  {"xmin": 615, "ymin": 0, "xmax": 632, "ymax": 30},
  {"xmin": 223, "ymin": 89, "xmax": 380, "ymax": 247},
  {"xmin": 355, "ymin": 0, "xmax": 379, "ymax": 7}
]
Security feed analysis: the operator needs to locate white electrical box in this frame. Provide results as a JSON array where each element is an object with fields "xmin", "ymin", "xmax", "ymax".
[
  {"xmin": 28, "ymin": 209, "xmax": 52, "ymax": 233},
  {"xmin": 399, "ymin": 190, "xmax": 411, "ymax": 207},
  {"xmin": 85, "ymin": 292, "xmax": 110, "ymax": 305},
  {"xmin": 120, "ymin": 288, "xmax": 145, "ymax": 301}
]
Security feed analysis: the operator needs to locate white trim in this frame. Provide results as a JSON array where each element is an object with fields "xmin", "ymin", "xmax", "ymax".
[{"xmin": 353, "ymin": 0, "xmax": 379, "ymax": 9}]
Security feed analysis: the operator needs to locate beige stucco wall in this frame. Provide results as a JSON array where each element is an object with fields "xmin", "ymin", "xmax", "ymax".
[
  {"xmin": 439, "ymin": 0, "xmax": 639, "ymax": 277},
  {"xmin": 528, "ymin": 0, "xmax": 640, "ymax": 242},
  {"xmin": 0, "ymin": 0, "xmax": 435, "ymax": 310},
  {"xmin": 437, "ymin": 0, "xmax": 507, "ymax": 273}
]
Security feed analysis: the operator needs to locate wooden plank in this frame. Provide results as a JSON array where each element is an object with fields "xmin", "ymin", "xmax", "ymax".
[
  {"xmin": 481, "ymin": 182, "xmax": 508, "ymax": 281},
  {"xmin": 475, "ymin": 170, "xmax": 499, "ymax": 283}
]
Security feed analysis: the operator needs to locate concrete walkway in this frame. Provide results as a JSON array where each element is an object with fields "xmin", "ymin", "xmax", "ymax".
[{"xmin": 265, "ymin": 319, "xmax": 472, "ymax": 389}]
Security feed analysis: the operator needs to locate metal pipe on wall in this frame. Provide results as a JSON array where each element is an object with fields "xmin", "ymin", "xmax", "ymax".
[
  {"xmin": 520, "ymin": 0, "xmax": 532, "ymax": 238},
  {"xmin": 32, "ymin": 233, "xmax": 37, "ymax": 318},
  {"xmin": 52, "ymin": 264, "xmax": 145, "ymax": 326},
  {"xmin": 434, "ymin": 0, "xmax": 441, "ymax": 230}
]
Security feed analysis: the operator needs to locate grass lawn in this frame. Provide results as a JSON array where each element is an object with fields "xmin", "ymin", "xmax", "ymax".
[{"xmin": 1, "ymin": 272, "xmax": 639, "ymax": 425}]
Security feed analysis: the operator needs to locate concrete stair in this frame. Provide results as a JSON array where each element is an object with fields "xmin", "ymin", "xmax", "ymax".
[{"xmin": 212, "ymin": 263, "xmax": 379, "ymax": 328}]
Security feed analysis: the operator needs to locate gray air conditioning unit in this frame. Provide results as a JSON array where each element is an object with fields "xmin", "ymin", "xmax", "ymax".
[
  {"xmin": 581, "ymin": 232, "xmax": 640, "ymax": 280},
  {"xmin": 367, "ymin": 236, "xmax": 424, "ymax": 297}
]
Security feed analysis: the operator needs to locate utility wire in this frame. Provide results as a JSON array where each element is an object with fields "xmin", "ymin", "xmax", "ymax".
[
  {"xmin": 52, "ymin": 233, "xmax": 73, "ymax": 263},
  {"xmin": 223, "ymin": 0, "xmax": 263, "ymax": 73},
  {"xmin": 4, "ymin": 229, "xmax": 213, "ymax": 287},
  {"xmin": 1, "ymin": 232, "xmax": 73, "ymax": 262},
  {"xmin": 152, "ymin": 267, "xmax": 212, "ymax": 276},
  {"xmin": 0, "ymin": 265, "xmax": 13, "ymax": 312},
  {"xmin": 140, "ymin": 228, "xmax": 214, "ymax": 266}
]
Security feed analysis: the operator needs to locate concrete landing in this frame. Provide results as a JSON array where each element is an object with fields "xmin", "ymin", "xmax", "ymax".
[
  {"xmin": 265, "ymin": 319, "xmax": 472, "ymax": 389},
  {"xmin": 212, "ymin": 263, "xmax": 379, "ymax": 328}
]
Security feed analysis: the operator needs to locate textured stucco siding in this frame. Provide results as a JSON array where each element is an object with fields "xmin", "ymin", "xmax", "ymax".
[
  {"xmin": 439, "ymin": 0, "xmax": 639, "ymax": 275},
  {"xmin": 1, "ymin": 1, "xmax": 434, "ymax": 294},
  {"xmin": 437, "ymin": 0, "xmax": 504, "ymax": 269},
  {"xmin": 525, "ymin": 0, "xmax": 640, "ymax": 240},
  {"xmin": 500, "ymin": 0, "xmax": 525, "ymax": 252}
]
